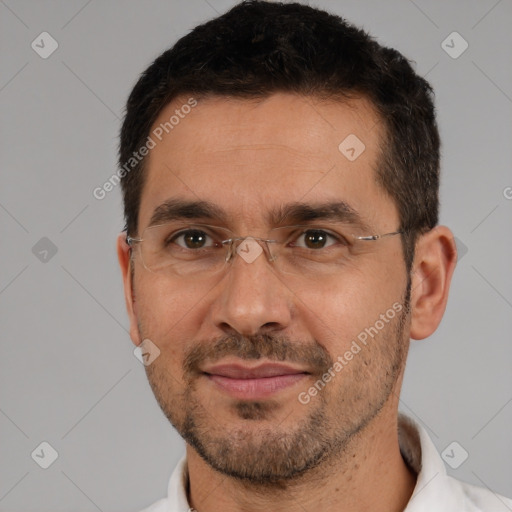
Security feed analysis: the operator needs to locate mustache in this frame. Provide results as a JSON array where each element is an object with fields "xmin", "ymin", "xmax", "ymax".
[{"xmin": 183, "ymin": 333, "xmax": 333, "ymax": 378}]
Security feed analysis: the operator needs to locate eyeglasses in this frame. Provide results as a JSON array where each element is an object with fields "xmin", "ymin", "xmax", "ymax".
[{"xmin": 126, "ymin": 222, "xmax": 403, "ymax": 278}]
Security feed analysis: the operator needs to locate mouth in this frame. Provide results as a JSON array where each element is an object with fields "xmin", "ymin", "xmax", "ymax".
[{"xmin": 202, "ymin": 362, "xmax": 309, "ymax": 400}]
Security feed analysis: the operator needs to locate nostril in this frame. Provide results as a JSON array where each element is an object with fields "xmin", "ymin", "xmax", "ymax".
[{"xmin": 261, "ymin": 322, "xmax": 282, "ymax": 332}]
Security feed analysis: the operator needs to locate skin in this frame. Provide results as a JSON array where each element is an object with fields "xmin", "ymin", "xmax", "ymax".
[{"xmin": 117, "ymin": 93, "xmax": 457, "ymax": 512}]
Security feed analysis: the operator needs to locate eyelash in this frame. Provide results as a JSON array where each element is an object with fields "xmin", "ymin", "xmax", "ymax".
[
  {"xmin": 167, "ymin": 228, "xmax": 350, "ymax": 249},
  {"xmin": 291, "ymin": 229, "xmax": 349, "ymax": 248}
]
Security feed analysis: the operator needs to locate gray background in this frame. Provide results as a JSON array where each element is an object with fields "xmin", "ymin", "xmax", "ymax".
[{"xmin": 1, "ymin": 0, "xmax": 511, "ymax": 511}]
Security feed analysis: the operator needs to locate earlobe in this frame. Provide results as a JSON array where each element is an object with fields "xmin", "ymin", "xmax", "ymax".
[
  {"xmin": 409, "ymin": 226, "xmax": 458, "ymax": 340},
  {"xmin": 117, "ymin": 233, "xmax": 142, "ymax": 346}
]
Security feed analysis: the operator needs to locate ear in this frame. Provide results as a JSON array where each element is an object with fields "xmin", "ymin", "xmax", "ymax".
[
  {"xmin": 409, "ymin": 226, "xmax": 458, "ymax": 340},
  {"xmin": 117, "ymin": 233, "xmax": 142, "ymax": 347}
]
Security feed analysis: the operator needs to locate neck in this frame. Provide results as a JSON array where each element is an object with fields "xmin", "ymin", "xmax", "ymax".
[{"xmin": 186, "ymin": 407, "xmax": 417, "ymax": 512}]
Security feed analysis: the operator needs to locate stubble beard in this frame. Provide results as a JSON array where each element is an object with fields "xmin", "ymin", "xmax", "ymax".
[{"xmin": 143, "ymin": 287, "xmax": 411, "ymax": 485}]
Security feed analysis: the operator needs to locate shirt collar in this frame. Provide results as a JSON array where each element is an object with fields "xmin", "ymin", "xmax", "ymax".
[
  {"xmin": 166, "ymin": 455, "xmax": 190, "ymax": 512},
  {"xmin": 397, "ymin": 413, "xmax": 465, "ymax": 511}
]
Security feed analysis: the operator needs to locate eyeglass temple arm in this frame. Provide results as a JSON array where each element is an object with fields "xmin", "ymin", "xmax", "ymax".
[
  {"xmin": 126, "ymin": 235, "xmax": 143, "ymax": 246},
  {"xmin": 354, "ymin": 231, "xmax": 403, "ymax": 241}
]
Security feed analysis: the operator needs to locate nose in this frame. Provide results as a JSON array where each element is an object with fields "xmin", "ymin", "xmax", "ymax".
[{"xmin": 209, "ymin": 239, "xmax": 293, "ymax": 337}]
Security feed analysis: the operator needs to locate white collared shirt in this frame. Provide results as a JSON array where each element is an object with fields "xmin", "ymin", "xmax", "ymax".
[{"xmin": 139, "ymin": 413, "xmax": 512, "ymax": 512}]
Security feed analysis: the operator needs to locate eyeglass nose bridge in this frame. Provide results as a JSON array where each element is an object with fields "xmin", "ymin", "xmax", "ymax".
[{"xmin": 222, "ymin": 236, "xmax": 280, "ymax": 264}]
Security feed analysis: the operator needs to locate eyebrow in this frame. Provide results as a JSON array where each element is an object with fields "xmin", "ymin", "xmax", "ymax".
[
  {"xmin": 147, "ymin": 198, "xmax": 372, "ymax": 232},
  {"xmin": 269, "ymin": 201, "xmax": 372, "ymax": 232},
  {"xmin": 148, "ymin": 199, "xmax": 228, "ymax": 227}
]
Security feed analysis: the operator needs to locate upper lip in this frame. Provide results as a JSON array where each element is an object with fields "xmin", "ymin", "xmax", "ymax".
[{"xmin": 203, "ymin": 362, "xmax": 308, "ymax": 379}]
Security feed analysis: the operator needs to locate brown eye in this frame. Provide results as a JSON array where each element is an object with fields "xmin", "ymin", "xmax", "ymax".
[
  {"xmin": 292, "ymin": 229, "xmax": 341, "ymax": 250},
  {"xmin": 183, "ymin": 231, "xmax": 208, "ymax": 248},
  {"xmin": 171, "ymin": 230, "xmax": 214, "ymax": 249},
  {"xmin": 303, "ymin": 230, "xmax": 329, "ymax": 249}
]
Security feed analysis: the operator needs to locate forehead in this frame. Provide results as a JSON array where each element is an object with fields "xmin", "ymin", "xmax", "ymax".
[{"xmin": 139, "ymin": 93, "xmax": 397, "ymax": 232}]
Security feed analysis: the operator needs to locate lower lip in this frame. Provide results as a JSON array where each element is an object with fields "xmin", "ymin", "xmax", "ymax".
[{"xmin": 207, "ymin": 373, "xmax": 307, "ymax": 400}]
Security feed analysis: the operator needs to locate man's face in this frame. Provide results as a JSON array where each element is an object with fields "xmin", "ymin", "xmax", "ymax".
[{"xmin": 125, "ymin": 93, "xmax": 411, "ymax": 482}]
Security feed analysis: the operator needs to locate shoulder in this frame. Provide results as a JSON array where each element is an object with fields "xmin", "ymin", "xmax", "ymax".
[{"xmin": 455, "ymin": 478, "xmax": 512, "ymax": 512}]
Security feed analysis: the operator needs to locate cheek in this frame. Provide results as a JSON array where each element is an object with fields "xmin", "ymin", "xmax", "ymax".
[
  {"xmin": 294, "ymin": 268, "xmax": 403, "ymax": 352},
  {"xmin": 133, "ymin": 275, "xmax": 207, "ymax": 353}
]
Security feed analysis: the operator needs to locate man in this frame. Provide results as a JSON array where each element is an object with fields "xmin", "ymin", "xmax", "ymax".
[{"xmin": 116, "ymin": 2, "xmax": 512, "ymax": 511}]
